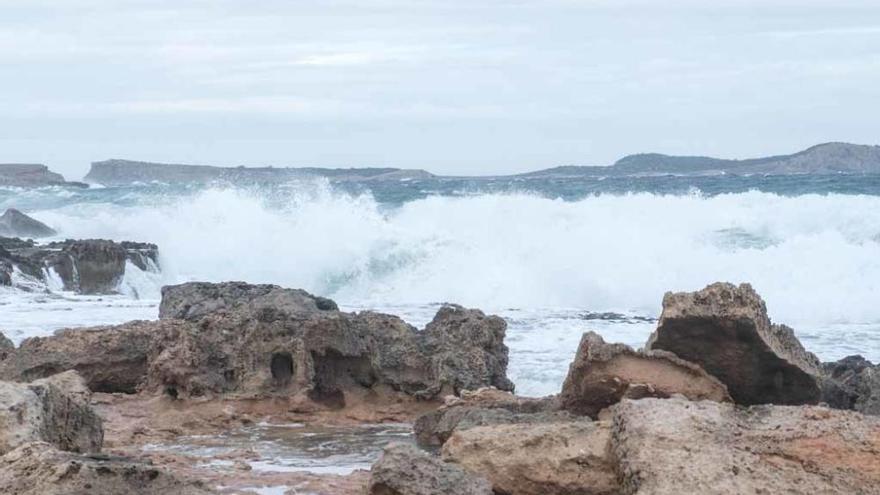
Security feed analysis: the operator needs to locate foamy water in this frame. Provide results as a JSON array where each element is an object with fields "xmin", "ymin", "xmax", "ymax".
[{"xmin": 2, "ymin": 180, "xmax": 880, "ymax": 396}]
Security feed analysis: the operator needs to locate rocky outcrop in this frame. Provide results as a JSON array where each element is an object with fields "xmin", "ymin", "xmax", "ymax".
[
  {"xmin": 0, "ymin": 371, "xmax": 103, "ymax": 455},
  {"xmin": 367, "ymin": 443, "xmax": 493, "ymax": 495},
  {"xmin": 158, "ymin": 281, "xmax": 338, "ymax": 320},
  {"xmin": 0, "ymin": 441, "xmax": 212, "ymax": 495},
  {"xmin": 0, "ymin": 164, "xmax": 71, "ymax": 187},
  {"xmin": 442, "ymin": 421, "xmax": 618, "ymax": 495},
  {"xmin": 0, "ymin": 237, "xmax": 159, "ymax": 294},
  {"xmin": 414, "ymin": 388, "xmax": 569, "ymax": 447},
  {"xmin": 0, "ymin": 333, "xmax": 13, "ymax": 361},
  {"xmin": 559, "ymin": 331, "xmax": 730, "ymax": 417},
  {"xmin": 824, "ymin": 355, "xmax": 880, "ymax": 415},
  {"xmin": 646, "ymin": 283, "xmax": 823, "ymax": 405},
  {"xmin": 611, "ymin": 397, "xmax": 880, "ymax": 495},
  {"xmin": 0, "ymin": 322, "xmax": 158, "ymax": 393},
  {"xmin": 1, "ymin": 283, "xmax": 513, "ymax": 408},
  {"xmin": 0, "ymin": 209, "xmax": 56, "ymax": 238}
]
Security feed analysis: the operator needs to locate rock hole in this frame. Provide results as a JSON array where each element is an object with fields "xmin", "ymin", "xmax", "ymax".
[
  {"xmin": 271, "ymin": 352, "xmax": 294, "ymax": 386},
  {"xmin": 164, "ymin": 386, "xmax": 178, "ymax": 399}
]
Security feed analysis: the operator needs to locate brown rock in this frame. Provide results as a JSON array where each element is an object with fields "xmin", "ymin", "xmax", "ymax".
[
  {"xmin": 611, "ymin": 397, "xmax": 880, "ymax": 495},
  {"xmin": 442, "ymin": 421, "xmax": 618, "ymax": 495},
  {"xmin": 0, "ymin": 441, "xmax": 212, "ymax": 495},
  {"xmin": 560, "ymin": 331, "xmax": 731, "ymax": 417},
  {"xmin": 367, "ymin": 442, "xmax": 493, "ymax": 495},
  {"xmin": 646, "ymin": 282, "xmax": 823, "ymax": 405},
  {"xmin": 0, "ymin": 371, "xmax": 102, "ymax": 455}
]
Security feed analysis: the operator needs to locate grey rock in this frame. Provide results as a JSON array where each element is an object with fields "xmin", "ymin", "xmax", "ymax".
[
  {"xmin": 823, "ymin": 355, "xmax": 880, "ymax": 415},
  {"xmin": 646, "ymin": 282, "xmax": 823, "ymax": 405},
  {"xmin": 158, "ymin": 281, "xmax": 338, "ymax": 320},
  {"xmin": 559, "ymin": 331, "xmax": 730, "ymax": 418},
  {"xmin": 0, "ymin": 441, "xmax": 212, "ymax": 495},
  {"xmin": 0, "ymin": 371, "xmax": 103, "ymax": 455},
  {"xmin": 0, "ymin": 164, "xmax": 69, "ymax": 187},
  {"xmin": 0, "ymin": 209, "xmax": 56, "ymax": 238},
  {"xmin": 367, "ymin": 442, "xmax": 493, "ymax": 495}
]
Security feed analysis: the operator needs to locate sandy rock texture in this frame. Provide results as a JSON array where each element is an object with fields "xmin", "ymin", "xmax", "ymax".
[{"xmin": 367, "ymin": 443, "xmax": 493, "ymax": 495}]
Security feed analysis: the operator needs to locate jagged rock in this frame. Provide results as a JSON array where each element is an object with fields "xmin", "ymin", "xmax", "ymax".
[
  {"xmin": 0, "ymin": 238, "xmax": 159, "ymax": 294},
  {"xmin": 442, "ymin": 421, "xmax": 618, "ymax": 495},
  {"xmin": 1, "ymin": 283, "xmax": 513, "ymax": 406},
  {"xmin": 559, "ymin": 331, "xmax": 731, "ymax": 417},
  {"xmin": 0, "ymin": 322, "xmax": 158, "ymax": 393},
  {"xmin": 824, "ymin": 355, "xmax": 880, "ymax": 415},
  {"xmin": 0, "ymin": 441, "xmax": 212, "ymax": 495},
  {"xmin": 0, "ymin": 371, "xmax": 103, "ymax": 455},
  {"xmin": 0, "ymin": 209, "xmax": 56, "ymax": 238},
  {"xmin": 158, "ymin": 281, "xmax": 338, "ymax": 320},
  {"xmin": 611, "ymin": 397, "xmax": 880, "ymax": 495},
  {"xmin": 0, "ymin": 332, "xmax": 13, "ymax": 361},
  {"xmin": 646, "ymin": 283, "xmax": 823, "ymax": 405},
  {"xmin": 414, "ymin": 388, "xmax": 568, "ymax": 447},
  {"xmin": 367, "ymin": 443, "xmax": 493, "ymax": 495}
]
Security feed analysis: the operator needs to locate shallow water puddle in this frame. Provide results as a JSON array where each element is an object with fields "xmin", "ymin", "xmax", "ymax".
[{"xmin": 142, "ymin": 422, "xmax": 413, "ymax": 475}]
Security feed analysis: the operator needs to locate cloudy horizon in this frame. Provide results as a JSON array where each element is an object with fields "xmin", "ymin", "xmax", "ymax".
[{"xmin": 2, "ymin": 0, "xmax": 879, "ymax": 180}]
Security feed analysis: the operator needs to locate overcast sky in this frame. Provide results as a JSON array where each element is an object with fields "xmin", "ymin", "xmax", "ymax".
[{"xmin": 1, "ymin": 0, "xmax": 879, "ymax": 179}]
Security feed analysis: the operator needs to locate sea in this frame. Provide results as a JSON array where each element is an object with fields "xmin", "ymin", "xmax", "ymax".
[{"xmin": 2, "ymin": 174, "xmax": 880, "ymax": 399}]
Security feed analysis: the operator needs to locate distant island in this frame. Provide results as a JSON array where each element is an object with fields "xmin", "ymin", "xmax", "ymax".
[{"xmin": 4, "ymin": 142, "xmax": 880, "ymax": 188}]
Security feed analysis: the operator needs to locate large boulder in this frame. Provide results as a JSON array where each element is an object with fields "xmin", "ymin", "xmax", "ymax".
[
  {"xmin": 367, "ymin": 442, "xmax": 493, "ymax": 495},
  {"xmin": 560, "ymin": 331, "xmax": 730, "ymax": 417},
  {"xmin": 0, "ymin": 322, "xmax": 158, "ymax": 393},
  {"xmin": 0, "ymin": 371, "xmax": 102, "ymax": 455},
  {"xmin": 0, "ymin": 441, "xmax": 212, "ymax": 495},
  {"xmin": 442, "ymin": 421, "xmax": 618, "ymax": 495},
  {"xmin": 646, "ymin": 283, "xmax": 823, "ymax": 405},
  {"xmin": 414, "ymin": 388, "xmax": 569, "ymax": 447},
  {"xmin": 0, "ymin": 209, "xmax": 56, "ymax": 238},
  {"xmin": 158, "ymin": 281, "xmax": 338, "ymax": 320},
  {"xmin": 611, "ymin": 397, "xmax": 880, "ymax": 495},
  {"xmin": 823, "ymin": 355, "xmax": 880, "ymax": 415}
]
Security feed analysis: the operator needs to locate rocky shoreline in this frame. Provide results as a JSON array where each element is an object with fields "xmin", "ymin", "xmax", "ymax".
[{"xmin": 0, "ymin": 281, "xmax": 877, "ymax": 494}]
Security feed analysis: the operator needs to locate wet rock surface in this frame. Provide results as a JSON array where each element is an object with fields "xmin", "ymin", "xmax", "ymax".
[
  {"xmin": 0, "ymin": 371, "xmax": 102, "ymax": 455},
  {"xmin": 0, "ymin": 237, "xmax": 159, "ymax": 294},
  {"xmin": 0, "ymin": 209, "xmax": 56, "ymax": 238},
  {"xmin": 367, "ymin": 443, "xmax": 493, "ymax": 495},
  {"xmin": 560, "ymin": 331, "xmax": 730, "ymax": 417},
  {"xmin": 823, "ymin": 355, "xmax": 880, "ymax": 415},
  {"xmin": 646, "ymin": 282, "xmax": 823, "ymax": 405},
  {"xmin": 611, "ymin": 397, "xmax": 880, "ymax": 495},
  {"xmin": 442, "ymin": 420, "xmax": 618, "ymax": 495}
]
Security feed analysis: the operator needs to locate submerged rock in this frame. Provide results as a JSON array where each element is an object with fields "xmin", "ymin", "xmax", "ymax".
[
  {"xmin": 0, "ymin": 237, "xmax": 159, "ymax": 294},
  {"xmin": 0, "ymin": 441, "xmax": 211, "ymax": 495},
  {"xmin": 611, "ymin": 397, "xmax": 880, "ymax": 495},
  {"xmin": 559, "ymin": 331, "xmax": 730, "ymax": 417},
  {"xmin": 367, "ymin": 443, "xmax": 493, "ymax": 495},
  {"xmin": 646, "ymin": 282, "xmax": 823, "ymax": 405},
  {"xmin": 0, "ymin": 371, "xmax": 103, "ymax": 455},
  {"xmin": 823, "ymin": 355, "xmax": 880, "ymax": 415},
  {"xmin": 0, "ymin": 209, "xmax": 56, "ymax": 238},
  {"xmin": 442, "ymin": 420, "xmax": 618, "ymax": 495}
]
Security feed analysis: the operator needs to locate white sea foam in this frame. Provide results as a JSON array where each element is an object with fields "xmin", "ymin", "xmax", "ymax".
[{"xmin": 4, "ymin": 182, "xmax": 880, "ymax": 394}]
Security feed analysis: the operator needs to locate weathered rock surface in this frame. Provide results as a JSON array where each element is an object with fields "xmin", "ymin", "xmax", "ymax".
[
  {"xmin": 442, "ymin": 421, "xmax": 618, "ymax": 495},
  {"xmin": 2, "ymin": 283, "xmax": 513, "ymax": 408},
  {"xmin": 0, "ymin": 332, "xmax": 14, "ymax": 361},
  {"xmin": 414, "ymin": 388, "xmax": 569, "ymax": 447},
  {"xmin": 0, "ymin": 371, "xmax": 103, "ymax": 455},
  {"xmin": 0, "ymin": 237, "xmax": 159, "ymax": 294},
  {"xmin": 646, "ymin": 282, "xmax": 823, "ymax": 405},
  {"xmin": 560, "ymin": 331, "xmax": 730, "ymax": 417},
  {"xmin": 0, "ymin": 164, "xmax": 69, "ymax": 187},
  {"xmin": 0, "ymin": 441, "xmax": 212, "ymax": 495},
  {"xmin": 367, "ymin": 442, "xmax": 493, "ymax": 495},
  {"xmin": 158, "ymin": 281, "xmax": 338, "ymax": 320},
  {"xmin": 0, "ymin": 209, "xmax": 56, "ymax": 238},
  {"xmin": 612, "ymin": 397, "xmax": 880, "ymax": 495},
  {"xmin": 0, "ymin": 322, "xmax": 158, "ymax": 393},
  {"xmin": 824, "ymin": 355, "xmax": 880, "ymax": 416}
]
